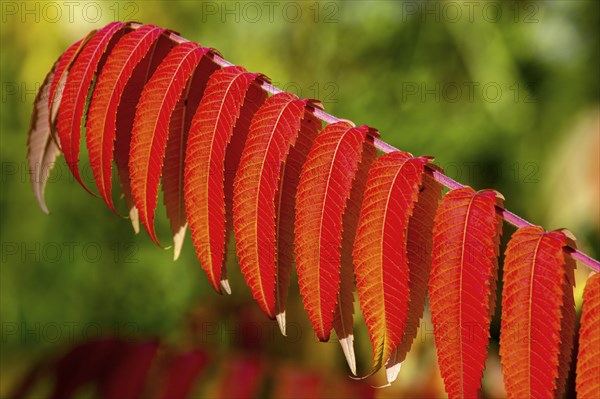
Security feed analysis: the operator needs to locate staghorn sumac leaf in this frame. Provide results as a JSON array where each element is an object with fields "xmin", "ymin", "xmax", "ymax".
[
  {"xmin": 500, "ymin": 226, "xmax": 576, "ymax": 399},
  {"xmin": 86, "ymin": 25, "xmax": 166, "ymax": 214},
  {"xmin": 577, "ymin": 273, "xmax": 600, "ymax": 398},
  {"xmin": 129, "ymin": 41, "xmax": 211, "ymax": 246},
  {"xmin": 28, "ymin": 61, "xmax": 59, "ymax": 214},
  {"xmin": 353, "ymin": 151, "xmax": 431, "ymax": 372},
  {"xmin": 385, "ymin": 169, "xmax": 442, "ymax": 383},
  {"xmin": 275, "ymin": 112, "xmax": 322, "ymax": 334},
  {"xmin": 162, "ymin": 53, "xmax": 219, "ymax": 260},
  {"xmin": 56, "ymin": 21, "xmax": 127, "ymax": 193},
  {"xmin": 113, "ymin": 32, "xmax": 175, "ymax": 234},
  {"xmin": 429, "ymin": 187, "xmax": 503, "ymax": 398},
  {"xmin": 334, "ymin": 139, "xmax": 376, "ymax": 374},
  {"xmin": 185, "ymin": 66, "xmax": 266, "ymax": 293},
  {"xmin": 233, "ymin": 92, "xmax": 316, "ymax": 317},
  {"xmin": 295, "ymin": 122, "xmax": 377, "ymax": 341}
]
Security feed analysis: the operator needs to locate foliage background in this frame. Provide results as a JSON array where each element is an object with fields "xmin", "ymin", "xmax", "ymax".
[{"xmin": 1, "ymin": 1, "xmax": 598, "ymax": 397}]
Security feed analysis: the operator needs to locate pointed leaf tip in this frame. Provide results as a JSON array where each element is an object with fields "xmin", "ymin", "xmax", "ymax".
[
  {"xmin": 276, "ymin": 312, "xmax": 286, "ymax": 336},
  {"xmin": 220, "ymin": 279, "xmax": 232, "ymax": 295},
  {"xmin": 338, "ymin": 335, "xmax": 357, "ymax": 376}
]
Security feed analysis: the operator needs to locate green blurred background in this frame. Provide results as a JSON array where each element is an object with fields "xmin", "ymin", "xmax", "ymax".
[{"xmin": 1, "ymin": 1, "xmax": 598, "ymax": 397}]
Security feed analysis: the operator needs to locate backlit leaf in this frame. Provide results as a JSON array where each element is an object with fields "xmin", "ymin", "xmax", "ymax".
[
  {"xmin": 295, "ymin": 122, "xmax": 377, "ymax": 341},
  {"xmin": 500, "ymin": 226, "xmax": 576, "ymax": 399},
  {"xmin": 429, "ymin": 187, "xmax": 503, "ymax": 398},
  {"xmin": 56, "ymin": 21, "xmax": 127, "ymax": 193},
  {"xmin": 185, "ymin": 66, "xmax": 267, "ymax": 292},
  {"xmin": 233, "ymin": 92, "xmax": 316, "ymax": 317}
]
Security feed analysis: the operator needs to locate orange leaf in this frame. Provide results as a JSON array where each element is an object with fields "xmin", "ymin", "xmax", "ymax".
[
  {"xmin": 500, "ymin": 226, "xmax": 576, "ymax": 399},
  {"xmin": 354, "ymin": 151, "xmax": 432, "ymax": 371},
  {"xmin": 429, "ymin": 187, "xmax": 502, "ymax": 398}
]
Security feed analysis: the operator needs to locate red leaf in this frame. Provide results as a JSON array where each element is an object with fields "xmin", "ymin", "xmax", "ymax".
[
  {"xmin": 185, "ymin": 66, "xmax": 266, "ymax": 292},
  {"xmin": 221, "ymin": 85, "xmax": 268, "ymax": 294},
  {"xmin": 429, "ymin": 187, "xmax": 502, "ymax": 398},
  {"xmin": 162, "ymin": 54, "xmax": 219, "ymax": 260},
  {"xmin": 577, "ymin": 273, "xmax": 600, "ymax": 398},
  {"xmin": 294, "ymin": 122, "xmax": 375, "ymax": 341},
  {"xmin": 129, "ymin": 42, "xmax": 210, "ymax": 245},
  {"xmin": 233, "ymin": 92, "xmax": 314, "ymax": 317},
  {"xmin": 334, "ymin": 139, "xmax": 376, "ymax": 374},
  {"xmin": 385, "ymin": 169, "xmax": 442, "ymax": 383},
  {"xmin": 275, "ymin": 112, "xmax": 321, "ymax": 333},
  {"xmin": 113, "ymin": 33, "xmax": 175, "ymax": 233},
  {"xmin": 86, "ymin": 25, "xmax": 166, "ymax": 215},
  {"xmin": 500, "ymin": 226, "xmax": 575, "ymax": 399},
  {"xmin": 159, "ymin": 350, "xmax": 209, "ymax": 399},
  {"xmin": 56, "ymin": 21, "xmax": 128, "ymax": 193}
]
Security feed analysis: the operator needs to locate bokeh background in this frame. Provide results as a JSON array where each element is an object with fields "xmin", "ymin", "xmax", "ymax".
[{"xmin": 1, "ymin": 1, "xmax": 598, "ymax": 397}]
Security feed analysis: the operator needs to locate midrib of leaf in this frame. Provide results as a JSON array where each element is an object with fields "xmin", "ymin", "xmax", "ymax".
[
  {"xmin": 458, "ymin": 195, "xmax": 476, "ymax": 397},
  {"xmin": 378, "ymin": 160, "xmax": 408, "ymax": 367},
  {"xmin": 204, "ymin": 71, "xmax": 247, "ymax": 281},
  {"xmin": 527, "ymin": 235, "xmax": 543, "ymax": 397},
  {"xmin": 174, "ymin": 69, "xmax": 194, "ymax": 225},
  {"xmin": 317, "ymin": 126, "xmax": 352, "ymax": 338}
]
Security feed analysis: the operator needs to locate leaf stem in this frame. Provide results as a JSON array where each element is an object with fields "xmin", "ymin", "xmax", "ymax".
[{"xmin": 165, "ymin": 29, "xmax": 600, "ymax": 273}]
